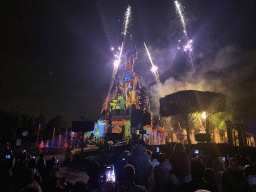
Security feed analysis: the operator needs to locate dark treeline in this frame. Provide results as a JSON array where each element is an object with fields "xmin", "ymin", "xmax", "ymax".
[{"xmin": 0, "ymin": 109, "xmax": 68, "ymax": 154}]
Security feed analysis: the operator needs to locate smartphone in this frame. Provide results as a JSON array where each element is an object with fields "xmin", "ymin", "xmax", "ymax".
[
  {"xmin": 32, "ymin": 156, "xmax": 35, "ymax": 159},
  {"xmin": 222, "ymin": 157, "xmax": 225, "ymax": 161},
  {"xmin": 33, "ymin": 168, "xmax": 37, "ymax": 174},
  {"xmin": 195, "ymin": 150, "xmax": 199, "ymax": 154},
  {"xmin": 156, "ymin": 147, "xmax": 159, "ymax": 153},
  {"xmin": 105, "ymin": 165, "xmax": 116, "ymax": 183},
  {"xmin": 6, "ymin": 155, "xmax": 10, "ymax": 159}
]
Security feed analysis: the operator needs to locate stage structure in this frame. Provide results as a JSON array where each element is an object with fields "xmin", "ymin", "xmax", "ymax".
[
  {"xmin": 160, "ymin": 90, "xmax": 225, "ymax": 147},
  {"xmin": 160, "ymin": 90, "xmax": 255, "ymax": 147}
]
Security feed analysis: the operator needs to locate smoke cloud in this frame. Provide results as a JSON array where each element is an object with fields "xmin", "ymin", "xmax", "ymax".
[{"xmin": 148, "ymin": 45, "xmax": 256, "ymax": 119}]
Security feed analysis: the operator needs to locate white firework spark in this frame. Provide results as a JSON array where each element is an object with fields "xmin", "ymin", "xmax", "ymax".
[{"xmin": 122, "ymin": 5, "xmax": 132, "ymax": 37}]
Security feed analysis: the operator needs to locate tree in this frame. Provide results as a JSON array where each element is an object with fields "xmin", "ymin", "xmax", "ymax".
[
  {"xmin": 46, "ymin": 115, "xmax": 68, "ymax": 139},
  {"xmin": 0, "ymin": 109, "xmax": 18, "ymax": 153}
]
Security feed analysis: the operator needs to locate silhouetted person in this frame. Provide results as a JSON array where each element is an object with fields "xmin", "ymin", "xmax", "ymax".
[
  {"xmin": 204, "ymin": 168, "xmax": 218, "ymax": 191},
  {"xmin": 177, "ymin": 158, "xmax": 217, "ymax": 192},
  {"xmin": 12, "ymin": 153, "xmax": 29, "ymax": 191},
  {"xmin": 119, "ymin": 164, "xmax": 147, "ymax": 192},
  {"xmin": 127, "ymin": 144, "xmax": 153, "ymax": 189},
  {"xmin": 221, "ymin": 158, "xmax": 252, "ymax": 192},
  {"xmin": 116, "ymin": 150, "xmax": 130, "ymax": 183},
  {"xmin": 168, "ymin": 143, "xmax": 189, "ymax": 184},
  {"xmin": 20, "ymin": 186, "xmax": 40, "ymax": 192},
  {"xmin": 87, "ymin": 161, "xmax": 100, "ymax": 192},
  {"xmin": 153, "ymin": 153, "xmax": 172, "ymax": 192},
  {"xmin": 36, "ymin": 154, "xmax": 45, "ymax": 176},
  {"xmin": 212, "ymin": 159, "xmax": 224, "ymax": 192},
  {"xmin": 19, "ymin": 168, "xmax": 42, "ymax": 192}
]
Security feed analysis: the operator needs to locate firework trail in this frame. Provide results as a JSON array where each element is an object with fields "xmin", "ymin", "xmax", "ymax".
[
  {"xmin": 102, "ymin": 43, "xmax": 124, "ymax": 112},
  {"xmin": 122, "ymin": 5, "xmax": 132, "ymax": 41},
  {"xmin": 175, "ymin": 1, "xmax": 194, "ymax": 70},
  {"xmin": 102, "ymin": 6, "xmax": 131, "ymax": 112},
  {"xmin": 174, "ymin": 1, "xmax": 188, "ymax": 39},
  {"xmin": 144, "ymin": 42, "xmax": 161, "ymax": 86}
]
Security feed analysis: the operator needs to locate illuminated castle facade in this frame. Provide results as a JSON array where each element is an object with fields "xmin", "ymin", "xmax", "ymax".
[{"xmin": 93, "ymin": 49, "xmax": 150, "ymax": 139}]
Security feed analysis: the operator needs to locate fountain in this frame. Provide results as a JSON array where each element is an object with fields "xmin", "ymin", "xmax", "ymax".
[
  {"xmin": 58, "ymin": 134, "xmax": 62, "ymax": 147},
  {"xmin": 39, "ymin": 140, "xmax": 44, "ymax": 148},
  {"xmin": 52, "ymin": 127, "xmax": 55, "ymax": 147},
  {"xmin": 64, "ymin": 131, "xmax": 68, "ymax": 147},
  {"xmin": 46, "ymin": 140, "xmax": 49, "ymax": 148}
]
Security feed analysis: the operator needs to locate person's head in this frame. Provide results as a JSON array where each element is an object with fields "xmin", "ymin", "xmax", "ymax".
[
  {"xmin": 146, "ymin": 150, "xmax": 152, "ymax": 157},
  {"xmin": 123, "ymin": 150, "xmax": 130, "ymax": 159},
  {"xmin": 138, "ymin": 139, "xmax": 146, "ymax": 147},
  {"xmin": 212, "ymin": 159, "xmax": 223, "ymax": 172},
  {"xmin": 49, "ymin": 176, "xmax": 61, "ymax": 188},
  {"xmin": 157, "ymin": 153, "xmax": 166, "ymax": 163},
  {"xmin": 27, "ymin": 154, "xmax": 32, "ymax": 160},
  {"xmin": 71, "ymin": 181, "xmax": 87, "ymax": 192},
  {"xmin": 228, "ymin": 158, "xmax": 239, "ymax": 169},
  {"xmin": 122, "ymin": 164, "xmax": 136, "ymax": 182},
  {"xmin": 39, "ymin": 154, "xmax": 44, "ymax": 159},
  {"xmin": 20, "ymin": 186, "xmax": 40, "ymax": 192},
  {"xmin": 204, "ymin": 168, "xmax": 215, "ymax": 183},
  {"xmin": 51, "ymin": 157, "xmax": 56, "ymax": 163},
  {"xmin": 87, "ymin": 161, "xmax": 100, "ymax": 180},
  {"xmin": 20, "ymin": 152, "xmax": 27, "ymax": 163},
  {"xmin": 152, "ymin": 152, "xmax": 159, "ymax": 160},
  {"xmin": 46, "ymin": 159, "xmax": 53, "ymax": 169},
  {"xmin": 28, "ymin": 159, "xmax": 37, "ymax": 169},
  {"xmin": 190, "ymin": 158, "xmax": 206, "ymax": 180},
  {"xmin": 173, "ymin": 143, "xmax": 185, "ymax": 153}
]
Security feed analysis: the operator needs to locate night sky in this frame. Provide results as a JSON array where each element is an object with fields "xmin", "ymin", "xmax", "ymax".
[{"xmin": 2, "ymin": 0, "xmax": 256, "ymax": 126}]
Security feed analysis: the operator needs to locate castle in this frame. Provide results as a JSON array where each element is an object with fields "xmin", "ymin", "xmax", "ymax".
[{"xmin": 93, "ymin": 48, "xmax": 150, "ymax": 140}]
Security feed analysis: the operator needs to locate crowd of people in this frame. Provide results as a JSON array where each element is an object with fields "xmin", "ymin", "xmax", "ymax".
[{"xmin": 1, "ymin": 141, "xmax": 256, "ymax": 192}]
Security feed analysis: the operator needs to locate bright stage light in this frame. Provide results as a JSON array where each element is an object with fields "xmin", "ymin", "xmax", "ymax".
[
  {"xmin": 202, "ymin": 111, "xmax": 206, "ymax": 119},
  {"xmin": 114, "ymin": 60, "xmax": 120, "ymax": 67},
  {"xmin": 111, "ymin": 47, "xmax": 114, "ymax": 51},
  {"xmin": 151, "ymin": 65, "xmax": 158, "ymax": 73}
]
